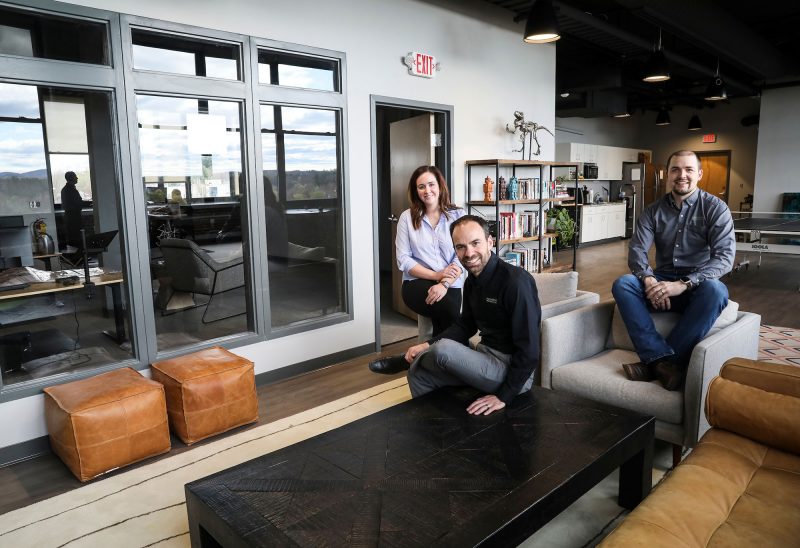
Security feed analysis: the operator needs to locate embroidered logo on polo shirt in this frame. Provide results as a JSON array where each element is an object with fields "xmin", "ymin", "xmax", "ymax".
[{"xmin": 485, "ymin": 297, "xmax": 498, "ymax": 304}]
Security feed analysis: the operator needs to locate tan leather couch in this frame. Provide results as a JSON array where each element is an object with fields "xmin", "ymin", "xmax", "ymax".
[{"xmin": 601, "ymin": 357, "xmax": 800, "ymax": 546}]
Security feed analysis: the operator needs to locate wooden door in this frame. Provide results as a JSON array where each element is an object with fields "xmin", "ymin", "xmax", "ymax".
[
  {"xmin": 389, "ymin": 114, "xmax": 435, "ymax": 320},
  {"xmin": 697, "ymin": 152, "xmax": 731, "ymax": 204}
]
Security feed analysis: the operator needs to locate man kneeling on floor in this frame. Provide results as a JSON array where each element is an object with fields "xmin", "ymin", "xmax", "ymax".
[
  {"xmin": 370, "ymin": 215, "xmax": 541, "ymax": 415},
  {"xmin": 613, "ymin": 149, "xmax": 735, "ymax": 391}
]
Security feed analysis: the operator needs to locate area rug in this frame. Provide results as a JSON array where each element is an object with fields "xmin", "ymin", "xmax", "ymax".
[
  {"xmin": 0, "ymin": 378, "xmax": 411, "ymax": 548},
  {"xmin": 758, "ymin": 324, "xmax": 800, "ymax": 366}
]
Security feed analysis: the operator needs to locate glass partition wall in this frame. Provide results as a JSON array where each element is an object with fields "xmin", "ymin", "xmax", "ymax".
[
  {"xmin": 137, "ymin": 94, "xmax": 252, "ymax": 352},
  {"xmin": 0, "ymin": 3, "xmax": 349, "ymax": 399},
  {"xmin": 0, "ymin": 82, "xmax": 132, "ymax": 387},
  {"xmin": 261, "ymin": 104, "xmax": 345, "ymax": 327}
]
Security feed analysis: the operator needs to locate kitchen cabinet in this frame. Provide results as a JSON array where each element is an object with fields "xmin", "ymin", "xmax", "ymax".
[
  {"xmin": 580, "ymin": 203, "xmax": 626, "ymax": 243},
  {"xmin": 556, "ymin": 143, "xmax": 650, "ymax": 180},
  {"xmin": 466, "ymin": 159, "xmax": 579, "ymax": 272},
  {"xmin": 555, "ymin": 143, "xmax": 597, "ymax": 164}
]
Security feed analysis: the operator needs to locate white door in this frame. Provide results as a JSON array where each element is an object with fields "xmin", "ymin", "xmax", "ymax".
[{"xmin": 389, "ymin": 114, "xmax": 435, "ymax": 320}]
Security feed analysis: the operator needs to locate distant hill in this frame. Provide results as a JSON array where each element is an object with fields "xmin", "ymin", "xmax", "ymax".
[{"xmin": 0, "ymin": 169, "xmax": 48, "ymax": 179}]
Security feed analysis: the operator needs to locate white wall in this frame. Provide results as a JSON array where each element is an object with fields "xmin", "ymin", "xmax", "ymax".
[
  {"xmin": 555, "ymin": 115, "xmax": 646, "ymax": 148},
  {"xmin": 640, "ymin": 99, "xmax": 760, "ymax": 210},
  {"xmin": 1, "ymin": 0, "xmax": 555, "ymax": 449},
  {"xmin": 753, "ymin": 86, "xmax": 800, "ymax": 211}
]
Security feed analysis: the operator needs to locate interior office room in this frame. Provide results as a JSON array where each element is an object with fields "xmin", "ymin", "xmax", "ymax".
[{"xmin": 0, "ymin": 0, "xmax": 798, "ymax": 546}]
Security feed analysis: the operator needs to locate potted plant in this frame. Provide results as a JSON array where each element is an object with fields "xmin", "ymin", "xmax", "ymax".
[{"xmin": 552, "ymin": 207, "xmax": 577, "ymax": 250}]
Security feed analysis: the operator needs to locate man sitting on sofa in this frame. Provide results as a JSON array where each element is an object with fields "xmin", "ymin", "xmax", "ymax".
[
  {"xmin": 612, "ymin": 150, "xmax": 735, "ymax": 391},
  {"xmin": 370, "ymin": 215, "xmax": 541, "ymax": 416}
]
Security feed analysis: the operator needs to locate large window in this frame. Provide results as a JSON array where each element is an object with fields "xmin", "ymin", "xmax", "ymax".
[
  {"xmin": 132, "ymin": 29, "xmax": 240, "ymax": 80},
  {"xmin": 0, "ymin": 4, "xmax": 349, "ymax": 400},
  {"xmin": 261, "ymin": 104, "xmax": 345, "ymax": 328},
  {"xmin": 258, "ymin": 49, "xmax": 339, "ymax": 91},
  {"xmin": 0, "ymin": 82, "xmax": 131, "ymax": 388},
  {"xmin": 136, "ymin": 95, "xmax": 253, "ymax": 352},
  {"xmin": 0, "ymin": 5, "xmax": 108, "ymax": 65}
]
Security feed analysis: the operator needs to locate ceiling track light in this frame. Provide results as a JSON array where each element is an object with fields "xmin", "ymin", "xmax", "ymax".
[
  {"xmin": 655, "ymin": 108, "xmax": 671, "ymax": 126},
  {"xmin": 523, "ymin": 0, "xmax": 561, "ymax": 44},
  {"xmin": 688, "ymin": 113, "xmax": 703, "ymax": 131},
  {"xmin": 643, "ymin": 28, "xmax": 670, "ymax": 82},
  {"xmin": 705, "ymin": 60, "xmax": 728, "ymax": 101}
]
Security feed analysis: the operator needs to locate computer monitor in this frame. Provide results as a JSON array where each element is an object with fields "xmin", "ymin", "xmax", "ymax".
[
  {"xmin": 82, "ymin": 229, "xmax": 118, "ymax": 253},
  {"xmin": 0, "ymin": 226, "xmax": 34, "ymax": 269}
]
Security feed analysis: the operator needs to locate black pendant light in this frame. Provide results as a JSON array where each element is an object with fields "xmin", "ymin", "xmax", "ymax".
[
  {"xmin": 643, "ymin": 29, "xmax": 670, "ymax": 82},
  {"xmin": 705, "ymin": 60, "xmax": 727, "ymax": 101},
  {"xmin": 524, "ymin": 0, "xmax": 561, "ymax": 44},
  {"xmin": 655, "ymin": 108, "xmax": 671, "ymax": 126},
  {"xmin": 688, "ymin": 113, "xmax": 703, "ymax": 131}
]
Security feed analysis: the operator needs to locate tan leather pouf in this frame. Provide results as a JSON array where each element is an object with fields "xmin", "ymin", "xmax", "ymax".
[
  {"xmin": 43, "ymin": 367, "xmax": 171, "ymax": 482},
  {"xmin": 151, "ymin": 346, "xmax": 258, "ymax": 445}
]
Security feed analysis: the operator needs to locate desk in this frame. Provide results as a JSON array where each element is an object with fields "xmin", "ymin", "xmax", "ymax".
[{"xmin": 0, "ymin": 272, "xmax": 127, "ymax": 343}]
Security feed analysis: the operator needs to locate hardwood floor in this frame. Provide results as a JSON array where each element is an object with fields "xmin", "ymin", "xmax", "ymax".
[
  {"xmin": 1, "ymin": 239, "xmax": 797, "ymax": 516},
  {"xmin": 0, "ymin": 339, "xmax": 410, "ymax": 516}
]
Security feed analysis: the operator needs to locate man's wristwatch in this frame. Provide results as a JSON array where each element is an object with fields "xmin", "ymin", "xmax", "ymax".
[
  {"xmin": 679, "ymin": 276, "xmax": 694, "ymax": 290},
  {"xmin": 441, "ymin": 280, "xmax": 451, "ymax": 289}
]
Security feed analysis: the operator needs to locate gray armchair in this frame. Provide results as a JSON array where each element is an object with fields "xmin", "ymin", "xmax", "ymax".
[
  {"xmin": 418, "ymin": 271, "xmax": 600, "ymax": 342},
  {"xmin": 540, "ymin": 300, "xmax": 761, "ymax": 461},
  {"xmin": 158, "ymin": 238, "xmax": 245, "ymax": 323}
]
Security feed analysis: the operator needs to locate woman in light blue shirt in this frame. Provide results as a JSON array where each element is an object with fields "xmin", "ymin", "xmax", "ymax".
[{"xmin": 395, "ymin": 165, "xmax": 465, "ymax": 336}]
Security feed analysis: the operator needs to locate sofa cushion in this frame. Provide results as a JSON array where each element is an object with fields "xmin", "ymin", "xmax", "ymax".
[
  {"xmin": 540, "ymin": 291, "xmax": 599, "ymax": 321},
  {"xmin": 532, "ymin": 271, "xmax": 578, "ymax": 306},
  {"xmin": 606, "ymin": 299, "xmax": 739, "ymax": 351},
  {"xmin": 550, "ymin": 348, "xmax": 683, "ymax": 424},
  {"xmin": 600, "ymin": 428, "xmax": 800, "ymax": 547},
  {"xmin": 707, "ymin": 374, "xmax": 800, "ymax": 455}
]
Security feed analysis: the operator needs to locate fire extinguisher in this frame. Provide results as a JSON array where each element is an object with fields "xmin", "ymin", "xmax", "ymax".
[{"xmin": 32, "ymin": 218, "xmax": 55, "ymax": 255}]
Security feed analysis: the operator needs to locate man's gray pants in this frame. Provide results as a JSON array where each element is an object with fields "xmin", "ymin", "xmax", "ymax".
[{"xmin": 407, "ymin": 339, "xmax": 533, "ymax": 398}]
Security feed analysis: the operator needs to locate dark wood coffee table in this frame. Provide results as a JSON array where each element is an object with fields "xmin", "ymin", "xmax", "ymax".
[{"xmin": 185, "ymin": 386, "xmax": 654, "ymax": 547}]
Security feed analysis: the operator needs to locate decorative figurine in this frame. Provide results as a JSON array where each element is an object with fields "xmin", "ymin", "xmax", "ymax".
[
  {"xmin": 505, "ymin": 111, "xmax": 555, "ymax": 160},
  {"xmin": 483, "ymin": 176, "xmax": 494, "ymax": 201},
  {"xmin": 508, "ymin": 175, "xmax": 519, "ymax": 200},
  {"xmin": 499, "ymin": 176, "xmax": 508, "ymax": 200}
]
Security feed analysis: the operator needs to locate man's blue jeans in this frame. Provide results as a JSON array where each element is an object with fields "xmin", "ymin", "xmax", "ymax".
[{"xmin": 611, "ymin": 273, "xmax": 729, "ymax": 366}]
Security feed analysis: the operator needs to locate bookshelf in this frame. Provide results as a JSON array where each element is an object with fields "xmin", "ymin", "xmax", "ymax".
[{"xmin": 465, "ymin": 159, "xmax": 579, "ymax": 273}]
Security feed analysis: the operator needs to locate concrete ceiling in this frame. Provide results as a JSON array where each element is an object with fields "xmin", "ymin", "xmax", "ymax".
[{"xmin": 482, "ymin": 0, "xmax": 800, "ymax": 117}]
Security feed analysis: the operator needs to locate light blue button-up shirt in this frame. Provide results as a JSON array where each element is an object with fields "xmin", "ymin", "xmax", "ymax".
[{"xmin": 396, "ymin": 207, "xmax": 466, "ymax": 288}]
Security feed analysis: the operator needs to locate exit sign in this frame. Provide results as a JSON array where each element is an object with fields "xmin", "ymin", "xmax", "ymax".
[
  {"xmin": 404, "ymin": 51, "xmax": 440, "ymax": 78},
  {"xmin": 702, "ymin": 133, "xmax": 717, "ymax": 143}
]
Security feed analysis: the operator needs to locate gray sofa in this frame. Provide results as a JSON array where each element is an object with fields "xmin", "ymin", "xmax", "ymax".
[
  {"xmin": 540, "ymin": 300, "xmax": 761, "ymax": 452},
  {"xmin": 418, "ymin": 271, "xmax": 600, "ymax": 341}
]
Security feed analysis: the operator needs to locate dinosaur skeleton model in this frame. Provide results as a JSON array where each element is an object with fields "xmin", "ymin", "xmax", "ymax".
[{"xmin": 505, "ymin": 111, "xmax": 554, "ymax": 160}]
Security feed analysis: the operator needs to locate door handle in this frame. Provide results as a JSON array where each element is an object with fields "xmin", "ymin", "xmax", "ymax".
[{"xmin": 388, "ymin": 214, "xmax": 399, "ymax": 223}]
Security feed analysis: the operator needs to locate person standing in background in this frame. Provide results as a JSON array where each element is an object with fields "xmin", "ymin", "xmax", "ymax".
[{"xmin": 60, "ymin": 171, "xmax": 83, "ymax": 248}]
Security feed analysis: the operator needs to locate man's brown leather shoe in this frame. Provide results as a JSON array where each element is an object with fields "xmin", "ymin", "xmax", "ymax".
[
  {"xmin": 653, "ymin": 360, "xmax": 684, "ymax": 391},
  {"xmin": 368, "ymin": 355, "xmax": 409, "ymax": 375},
  {"xmin": 622, "ymin": 361, "xmax": 655, "ymax": 382}
]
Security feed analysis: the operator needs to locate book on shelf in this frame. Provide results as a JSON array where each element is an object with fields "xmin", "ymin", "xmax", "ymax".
[
  {"xmin": 503, "ymin": 251, "xmax": 521, "ymax": 267},
  {"xmin": 516, "ymin": 178, "xmax": 542, "ymax": 200},
  {"xmin": 511, "ymin": 245, "xmax": 538, "ymax": 273},
  {"xmin": 518, "ymin": 210, "xmax": 539, "ymax": 238},
  {"xmin": 499, "ymin": 211, "xmax": 517, "ymax": 240}
]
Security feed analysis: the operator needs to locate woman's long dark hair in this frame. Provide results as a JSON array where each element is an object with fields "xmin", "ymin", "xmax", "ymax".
[{"xmin": 407, "ymin": 165, "xmax": 458, "ymax": 230}]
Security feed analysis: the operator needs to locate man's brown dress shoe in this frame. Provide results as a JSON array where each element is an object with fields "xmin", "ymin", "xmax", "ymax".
[
  {"xmin": 368, "ymin": 355, "xmax": 409, "ymax": 375},
  {"xmin": 622, "ymin": 361, "xmax": 655, "ymax": 382},
  {"xmin": 653, "ymin": 359, "xmax": 684, "ymax": 391}
]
